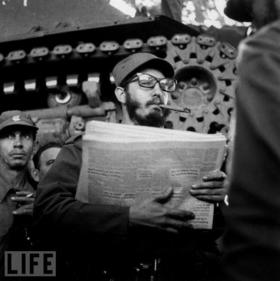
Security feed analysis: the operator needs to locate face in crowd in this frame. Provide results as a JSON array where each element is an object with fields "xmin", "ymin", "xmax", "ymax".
[
  {"xmin": 0, "ymin": 126, "xmax": 35, "ymax": 170},
  {"xmin": 37, "ymin": 146, "xmax": 61, "ymax": 180},
  {"xmin": 123, "ymin": 68, "xmax": 174, "ymax": 127}
]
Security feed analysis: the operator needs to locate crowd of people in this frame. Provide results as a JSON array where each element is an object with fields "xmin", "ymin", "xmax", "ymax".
[{"xmin": 1, "ymin": 0, "xmax": 280, "ymax": 280}]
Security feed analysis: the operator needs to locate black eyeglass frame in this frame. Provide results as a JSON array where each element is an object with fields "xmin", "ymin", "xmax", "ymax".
[{"xmin": 123, "ymin": 72, "xmax": 177, "ymax": 93}]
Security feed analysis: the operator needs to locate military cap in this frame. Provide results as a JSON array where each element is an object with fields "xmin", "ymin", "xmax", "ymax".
[
  {"xmin": 112, "ymin": 52, "xmax": 174, "ymax": 87},
  {"xmin": 0, "ymin": 110, "xmax": 38, "ymax": 133}
]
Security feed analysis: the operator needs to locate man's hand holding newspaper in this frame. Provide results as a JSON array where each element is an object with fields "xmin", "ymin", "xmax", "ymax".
[
  {"xmin": 190, "ymin": 169, "xmax": 227, "ymax": 203},
  {"xmin": 129, "ymin": 186, "xmax": 195, "ymax": 233}
]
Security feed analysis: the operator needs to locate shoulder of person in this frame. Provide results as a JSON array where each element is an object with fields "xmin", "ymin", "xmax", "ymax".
[{"xmin": 64, "ymin": 133, "xmax": 84, "ymax": 146}]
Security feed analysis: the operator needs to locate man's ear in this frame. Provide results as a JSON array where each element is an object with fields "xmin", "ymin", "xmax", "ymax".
[
  {"xmin": 31, "ymin": 167, "xmax": 40, "ymax": 183},
  {"xmin": 114, "ymin": 87, "xmax": 126, "ymax": 104}
]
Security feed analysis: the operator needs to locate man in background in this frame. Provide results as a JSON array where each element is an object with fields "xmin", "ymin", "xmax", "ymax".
[
  {"xmin": 32, "ymin": 136, "xmax": 64, "ymax": 182},
  {"xmin": 223, "ymin": 1, "xmax": 280, "ymax": 280},
  {"xmin": 0, "ymin": 110, "xmax": 38, "ymax": 277}
]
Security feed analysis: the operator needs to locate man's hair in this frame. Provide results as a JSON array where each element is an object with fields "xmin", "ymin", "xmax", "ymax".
[
  {"xmin": 224, "ymin": 0, "xmax": 280, "ymax": 27},
  {"xmin": 224, "ymin": 0, "xmax": 253, "ymax": 22}
]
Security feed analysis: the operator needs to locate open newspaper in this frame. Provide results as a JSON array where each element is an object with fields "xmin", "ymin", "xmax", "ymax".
[{"xmin": 76, "ymin": 120, "xmax": 226, "ymax": 229}]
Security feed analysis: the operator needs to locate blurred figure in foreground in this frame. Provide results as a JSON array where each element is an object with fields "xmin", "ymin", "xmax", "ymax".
[{"xmin": 223, "ymin": 1, "xmax": 280, "ymax": 280}]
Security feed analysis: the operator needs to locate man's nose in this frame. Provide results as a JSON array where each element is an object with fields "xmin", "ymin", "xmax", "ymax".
[
  {"xmin": 153, "ymin": 82, "xmax": 164, "ymax": 97},
  {"xmin": 13, "ymin": 134, "xmax": 23, "ymax": 147},
  {"xmin": 153, "ymin": 83, "xmax": 168, "ymax": 104}
]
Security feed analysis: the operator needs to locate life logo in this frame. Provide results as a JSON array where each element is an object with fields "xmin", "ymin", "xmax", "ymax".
[{"xmin": 5, "ymin": 251, "xmax": 56, "ymax": 277}]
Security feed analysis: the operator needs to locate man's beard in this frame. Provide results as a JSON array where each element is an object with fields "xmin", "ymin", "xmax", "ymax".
[
  {"xmin": 0, "ymin": 156, "xmax": 27, "ymax": 172},
  {"xmin": 9, "ymin": 162, "xmax": 27, "ymax": 171},
  {"xmin": 126, "ymin": 93, "xmax": 169, "ymax": 128},
  {"xmin": 6, "ymin": 157, "xmax": 28, "ymax": 171},
  {"xmin": 1, "ymin": 151, "xmax": 29, "ymax": 171}
]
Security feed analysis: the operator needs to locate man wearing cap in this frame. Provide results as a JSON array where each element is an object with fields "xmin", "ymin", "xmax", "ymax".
[
  {"xmin": 34, "ymin": 52, "xmax": 226, "ymax": 280},
  {"xmin": 112, "ymin": 52, "xmax": 174, "ymax": 128},
  {"xmin": 223, "ymin": 1, "xmax": 280, "ymax": 281},
  {"xmin": 0, "ymin": 110, "xmax": 38, "ymax": 277}
]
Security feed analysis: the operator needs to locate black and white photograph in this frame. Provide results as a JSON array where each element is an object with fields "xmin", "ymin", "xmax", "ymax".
[{"xmin": 0, "ymin": 1, "xmax": 279, "ymax": 280}]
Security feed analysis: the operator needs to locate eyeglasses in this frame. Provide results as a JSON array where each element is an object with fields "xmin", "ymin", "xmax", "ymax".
[{"xmin": 126, "ymin": 73, "xmax": 177, "ymax": 92}]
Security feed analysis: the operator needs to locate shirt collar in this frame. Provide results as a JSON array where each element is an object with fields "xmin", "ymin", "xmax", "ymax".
[{"xmin": 0, "ymin": 171, "xmax": 34, "ymax": 202}]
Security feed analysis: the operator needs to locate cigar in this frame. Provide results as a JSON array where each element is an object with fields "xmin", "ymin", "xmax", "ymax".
[
  {"xmin": 160, "ymin": 105, "xmax": 190, "ymax": 113},
  {"xmin": 25, "ymin": 193, "xmax": 34, "ymax": 198}
]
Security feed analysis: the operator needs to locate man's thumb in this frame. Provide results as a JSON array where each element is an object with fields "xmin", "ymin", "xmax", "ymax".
[{"xmin": 154, "ymin": 187, "xmax": 173, "ymax": 204}]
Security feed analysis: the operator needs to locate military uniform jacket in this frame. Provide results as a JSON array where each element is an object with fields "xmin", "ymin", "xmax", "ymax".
[
  {"xmin": 0, "ymin": 168, "xmax": 35, "ymax": 277},
  {"xmin": 33, "ymin": 135, "xmax": 130, "ymax": 279}
]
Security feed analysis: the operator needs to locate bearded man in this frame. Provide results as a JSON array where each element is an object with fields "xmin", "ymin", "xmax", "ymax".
[{"xmin": 34, "ymin": 53, "xmax": 226, "ymax": 281}]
